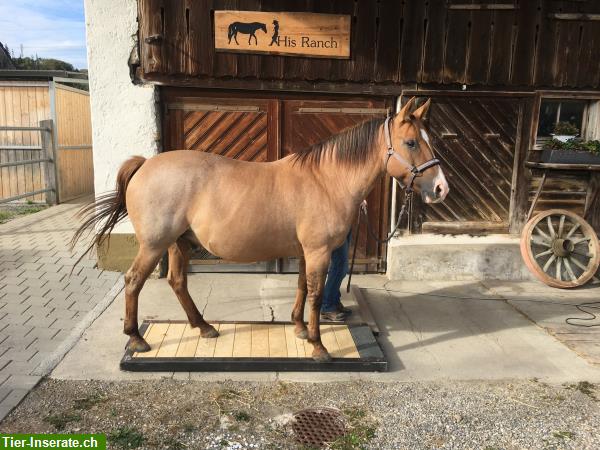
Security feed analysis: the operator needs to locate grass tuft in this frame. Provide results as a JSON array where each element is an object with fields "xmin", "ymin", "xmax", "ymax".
[{"xmin": 108, "ymin": 426, "xmax": 145, "ymax": 449}]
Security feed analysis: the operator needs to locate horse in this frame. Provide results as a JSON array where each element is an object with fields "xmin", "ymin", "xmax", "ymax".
[
  {"xmin": 73, "ymin": 97, "xmax": 449, "ymax": 362},
  {"xmin": 227, "ymin": 22, "xmax": 267, "ymax": 45}
]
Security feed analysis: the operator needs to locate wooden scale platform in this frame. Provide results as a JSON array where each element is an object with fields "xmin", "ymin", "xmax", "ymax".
[{"xmin": 120, "ymin": 320, "xmax": 387, "ymax": 372}]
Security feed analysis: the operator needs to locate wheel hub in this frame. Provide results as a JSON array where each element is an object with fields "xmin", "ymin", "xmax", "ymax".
[{"xmin": 552, "ymin": 238, "xmax": 574, "ymax": 257}]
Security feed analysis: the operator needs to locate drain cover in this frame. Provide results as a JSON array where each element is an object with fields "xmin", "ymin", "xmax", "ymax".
[{"xmin": 292, "ymin": 407, "xmax": 346, "ymax": 447}]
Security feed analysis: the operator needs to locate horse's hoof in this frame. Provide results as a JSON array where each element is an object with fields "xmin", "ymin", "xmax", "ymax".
[
  {"xmin": 201, "ymin": 326, "xmax": 219, "ymax": 339},
  {"xmin": 295, "ymin": 329, "xmax": 308, "ymax": 340},
  {"xmin": 312, "ymin": 350, "xmax": 332, "ymax": 363},
  {"xmin": 127, "ymin": 336, "xmax": 151, "ymax": 353}
]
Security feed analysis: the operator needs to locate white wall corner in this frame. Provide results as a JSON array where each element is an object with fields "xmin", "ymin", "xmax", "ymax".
[{"xmin": 84, "ymin": 0, "xmax": 159, "ymax": 234}]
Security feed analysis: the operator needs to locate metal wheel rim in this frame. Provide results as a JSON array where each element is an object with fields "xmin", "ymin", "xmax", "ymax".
[{"xmin": 520, "ymin": 209, "xmax": 600, "ymax": 289}]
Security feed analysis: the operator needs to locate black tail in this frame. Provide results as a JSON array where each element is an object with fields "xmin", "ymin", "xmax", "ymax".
[{"xmin": 71, "ymin": 156, "xmax": 146, "ymax": 264}]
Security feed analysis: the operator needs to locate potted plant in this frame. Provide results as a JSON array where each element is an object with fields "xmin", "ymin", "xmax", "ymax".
[
  {"xmin": 551, "ymin": 121, "xmax": 580, "ymax": 142},
  {"xmin": 541, "ymin": 136, "xmax": 600, "ymax": 164}
]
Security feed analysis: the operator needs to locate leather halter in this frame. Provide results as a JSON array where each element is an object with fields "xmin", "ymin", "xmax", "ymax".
[{"xmin": 383, "ymin": 116, "xmax": 440, "ymax": 193}]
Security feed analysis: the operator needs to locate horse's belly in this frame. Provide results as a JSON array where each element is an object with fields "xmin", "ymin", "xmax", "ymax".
[{"xmin": 194, "ymin": 224, "xmax": 300, "ymax": 262}]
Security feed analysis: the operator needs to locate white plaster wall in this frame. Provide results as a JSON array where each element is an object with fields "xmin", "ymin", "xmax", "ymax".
[{"xmin": 84, "ymin": 0, "xmax": 159, "ymax": 233}]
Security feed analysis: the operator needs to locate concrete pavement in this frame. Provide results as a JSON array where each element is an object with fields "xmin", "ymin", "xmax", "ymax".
[
  {"xmin": 51, "ymin": 273, "xmax": 600, "ymax": 384},
  {"xmin": 0, "ymin": 202, "xmax": 122, "ymax": 420}
]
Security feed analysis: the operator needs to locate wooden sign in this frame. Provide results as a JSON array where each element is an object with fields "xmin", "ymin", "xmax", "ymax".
[{"xmin": 214, "ymin": 11, "xmax": 351, "ymax": 59}]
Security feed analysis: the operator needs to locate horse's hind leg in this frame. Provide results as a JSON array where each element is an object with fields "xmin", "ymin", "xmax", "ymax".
[
  {"xmin": 167, "ymin": 238, "xmax": 219, "ymax": 338},
  {"xmin": 124, "ymin": 245, "xmax": 164, "ymax": 352},
  {"xmin": 305, "ymin": 250, "xmax": 332, "ymax": 362},
  {"xmin": 291, "ymin": 256, "xmax": 308, "ymax": 339}
]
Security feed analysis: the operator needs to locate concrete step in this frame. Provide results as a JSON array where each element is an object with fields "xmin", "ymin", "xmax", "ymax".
[{"xmin": 387, "ymin": 234, "xmax": 535, "ymax": 281}]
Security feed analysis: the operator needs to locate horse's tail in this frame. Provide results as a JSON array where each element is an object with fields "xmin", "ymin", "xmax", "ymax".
[
  {"xmin": 71, "ymin": 156, "xmax": 147, "ymax": 262},
  {"xmin": 228, "ymin": 23, "xmax": 235, "ymax": 41}
]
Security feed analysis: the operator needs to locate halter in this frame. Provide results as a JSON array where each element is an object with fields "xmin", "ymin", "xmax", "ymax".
[{"xmin": 383, "ymin": 116, "xmax": 440, "ymax": 193}]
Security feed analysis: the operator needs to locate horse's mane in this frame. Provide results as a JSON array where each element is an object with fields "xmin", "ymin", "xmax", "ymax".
[{"xmin": 291, "ymin": 117, "xmax": 386, "ymax": 167}]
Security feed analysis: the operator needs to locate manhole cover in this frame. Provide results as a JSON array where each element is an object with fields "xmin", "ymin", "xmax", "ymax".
[{"xmin": 292, "ymin": 407, "xmax": 346, "ymax": 447}]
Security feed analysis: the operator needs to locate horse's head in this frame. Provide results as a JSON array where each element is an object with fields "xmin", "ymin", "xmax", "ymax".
[
  {"xmin": 383, "ymin": 97, "xmax": 449, "ymax": 204},
  {"xmin": 260, "ymin": 23, "xmax": 267, "ymax": 33}
]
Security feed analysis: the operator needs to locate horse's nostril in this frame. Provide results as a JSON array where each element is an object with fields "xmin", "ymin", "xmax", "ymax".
[{"xmin": 435, "ymin": 184, "xmax": 443, "ymax": 197}]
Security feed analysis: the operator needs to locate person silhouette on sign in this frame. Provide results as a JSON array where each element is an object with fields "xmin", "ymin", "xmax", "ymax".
[{"xmin": 269, "ymin": 20, "xmax": 279, "ymax": 46}]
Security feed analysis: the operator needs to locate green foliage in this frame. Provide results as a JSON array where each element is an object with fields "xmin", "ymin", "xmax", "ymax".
[
  {"xmin": 73, "ymin": 393, "xmax": 105, "ymax": 410},
  {"xmin": 44, "ymin": 412, "xmax": 82, "ymax": 430},
  {"xmin": 553, "ymin": 121, "xmax": 580, "ymax": 135},
  {"xmin": 553, "ymin": 430, "xmax": 574, "ymax": 440},
  {"xmin": 13, "ymin": 56, "xmax": 76, "ymax": 71},
  {"xmin": 543, "ymin": 138, "xmax": 600, "ymax": 155},
  {"xmin": 108, "ymin": 427, "xmax": 145, "ymax": 449}
]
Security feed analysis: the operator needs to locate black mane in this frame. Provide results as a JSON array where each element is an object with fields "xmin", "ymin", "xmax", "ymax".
[{"xmin": 291, "ymin": 117, "xmax": 385, "ymax": 167}]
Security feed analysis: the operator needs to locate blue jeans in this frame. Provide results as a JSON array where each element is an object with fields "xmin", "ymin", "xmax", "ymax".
[{"xmin": 321, "ymin": 232, "xmax": 351, "ymax": 312}]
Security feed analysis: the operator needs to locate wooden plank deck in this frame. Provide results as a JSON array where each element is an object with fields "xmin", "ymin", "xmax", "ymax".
[{"xmin": 132, "ymin": 321, "xmax": 361, "ymax": 359}]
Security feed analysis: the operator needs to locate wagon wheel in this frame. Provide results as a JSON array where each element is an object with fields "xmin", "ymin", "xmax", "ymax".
[{"xmin": 521, "ymin": 209, "xmax": 600, "ymax": 288}]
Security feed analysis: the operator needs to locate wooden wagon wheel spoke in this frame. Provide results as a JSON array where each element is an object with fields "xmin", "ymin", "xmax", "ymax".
[
  {"xmin": 573, "ymin": 236, "xmax": 591, "ymax": 245},
  {"xmin": 565, "ymin": 223, "xmax": 581, "ymax": 239},
  {"xmin": 535, "ymin": 227, "xmax": 551, "ymax": 241},
  {"xmin": 543, "ymin": 254, "xmax": 557, "ymax": 272},
  {"xmin": 520, "ymin": 209, "xmax": 600, "ymax": 289},
  {"xmin": 572, "ymin": 250, "xmax": 592, "ymax": 258},
  {"xmin": 534, "ymin": 249, "xmax": 553, "ymax": 259},
  {"xmin": 558, "ymin": 214, "xmax": 566, "ymax": 238},
  {"xmin": 532, "ymin": 237, "xmax": 551, "ymax": 247},
  {"xmin": 563, "ymin": 258, "xmax": 577, "ymax": 281},
  {"xmin": 569, "ymin": 256, "xmax": 589, "ymax": 272},
  {"xmin": 547, "ymin": 216, "xmax": 556, "ymax": 238}
]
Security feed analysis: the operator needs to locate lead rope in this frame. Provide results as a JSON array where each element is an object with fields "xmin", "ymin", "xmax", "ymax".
[{"xmin": 346, "ymin": 188, "xmax": 412, "ymax": 292}]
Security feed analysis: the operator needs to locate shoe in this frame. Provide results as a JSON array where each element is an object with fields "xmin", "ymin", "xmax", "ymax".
[
  {"xmin": 336, "ymin": 303, "xmax": 352, "ymax": 315},
  {"xmin": 320, "ymin": 310, "xmax": 350, "ymax": 322}
]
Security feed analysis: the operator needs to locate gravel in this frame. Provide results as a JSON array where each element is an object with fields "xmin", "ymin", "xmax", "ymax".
[{"xmin": 1, "ymin": 378, "xmax": 599, "ymax": 449}]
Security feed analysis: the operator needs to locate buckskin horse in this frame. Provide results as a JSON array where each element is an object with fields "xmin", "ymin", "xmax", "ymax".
[
  {"xmin": 73, "ymin": 98, "xmax": 449, "ymax": 362},
  {"xmin": 227, "ymin": 21, "xmax": 267, "ymax": 45}
]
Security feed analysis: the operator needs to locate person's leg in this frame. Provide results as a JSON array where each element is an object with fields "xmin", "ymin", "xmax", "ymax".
[{"xmin": 321, "ymin": 232, "xmax": 351, "ymax": 313}]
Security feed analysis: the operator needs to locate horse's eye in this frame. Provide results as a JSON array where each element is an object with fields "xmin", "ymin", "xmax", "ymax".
[{"xmin": 405, "ymin": 139, "xmax": 417, "ymax": 149}]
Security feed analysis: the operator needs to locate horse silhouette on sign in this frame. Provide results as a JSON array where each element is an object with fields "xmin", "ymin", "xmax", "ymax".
[{"xmin": 227, "ymin": 22, "xmax": 267, "ymax": 45}]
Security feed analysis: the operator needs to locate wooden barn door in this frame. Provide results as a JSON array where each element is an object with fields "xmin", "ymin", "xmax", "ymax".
[
  {"xmin": 164, "ymin": 97, "xmax": 279, "ymax": 272},
  {"xmin": 414, "ymin": 96, "xmax": 523, "ymax": 234},
  {"xmin": 282, "ymin": 99, "xmax": 391, "ymax": 272}
]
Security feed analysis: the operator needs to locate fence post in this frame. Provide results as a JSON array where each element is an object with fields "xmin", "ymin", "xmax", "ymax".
[{"xmin": 40, "ymin": 119, "xmax": 58, "ymax": 205}]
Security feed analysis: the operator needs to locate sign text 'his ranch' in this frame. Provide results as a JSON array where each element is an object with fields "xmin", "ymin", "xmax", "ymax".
[{"xmin": 214, "ymin": 11, "xmax": 351, "ymax": 59}]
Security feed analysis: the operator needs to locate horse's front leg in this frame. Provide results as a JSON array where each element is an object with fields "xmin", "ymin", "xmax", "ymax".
[
  {"xmin": 291, "ymin": 256, "xmax": 308, "ymax": 339},
  {"xmin": 305, "ymin": 250, "xmax": 331, "ymax": 362}
]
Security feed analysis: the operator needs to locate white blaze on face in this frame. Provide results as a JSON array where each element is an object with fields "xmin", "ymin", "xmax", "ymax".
[{"xmin": 420, "ymin": 128, "xmax": 431, "ymax": 147}]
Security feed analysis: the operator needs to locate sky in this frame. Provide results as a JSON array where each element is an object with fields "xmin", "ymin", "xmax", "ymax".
[{"xmin": 0, "ymin": 0, "xmax": 87, "ymax": 69}]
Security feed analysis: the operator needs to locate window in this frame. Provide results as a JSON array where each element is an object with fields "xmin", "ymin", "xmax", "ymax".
[{"xmin": 537, "ymin": 99, "xmax": 587, "ymax": 138}]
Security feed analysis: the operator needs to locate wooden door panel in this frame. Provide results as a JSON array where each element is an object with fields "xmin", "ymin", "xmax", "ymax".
[
  {"xmin": 422, "ymin": 97, "xmax": 520, "ymax": 228},
  {"xmin": 283, "ymin": 100, "xmax": 391, "ymax": 271}
]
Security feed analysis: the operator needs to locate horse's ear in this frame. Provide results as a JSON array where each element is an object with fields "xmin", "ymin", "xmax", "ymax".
[
  {"xmin": 397, "ymin": 97, "xmax": 416, "ymax": 121},
  {"xmin": 412, "ymin": 98, "xmax": 432, "ymax": 121}
]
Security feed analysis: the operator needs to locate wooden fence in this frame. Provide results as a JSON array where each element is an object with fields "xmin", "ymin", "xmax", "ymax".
[
  {"xmin": 0, "ymin": 121, "xmax": 57, "ymax": 204},
  {"xmin": 0, "ymin": 81, "xmax": 94, "ymax": 203}
]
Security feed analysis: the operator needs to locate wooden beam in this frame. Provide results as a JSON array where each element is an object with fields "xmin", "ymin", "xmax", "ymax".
[
  {"xmin": 448, "ymin": 4, "xmax": 516, "ymax": 10},
  {"xmin": 525, "ymin": 162, "xmax": 600, "ymax": 172},
  {"xmin": 422, "ymin": 221, "xmax": 509, "ymax": 234},
  {"xmin": 549, "ymin": 13, "xmax": 600, "ymax": 21}
]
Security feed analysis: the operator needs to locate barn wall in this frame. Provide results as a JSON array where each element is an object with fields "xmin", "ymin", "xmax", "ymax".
[
  {"xmin": 84, "ymin": 0, "xmax": 160, "ymax": 236},
  {"xmin": 136, "ymin": 0, "xmax": 600, "ymax": 90},
  {"xmin": 0, "ymin": 82, "xmax": 51, "ymax": 202}
]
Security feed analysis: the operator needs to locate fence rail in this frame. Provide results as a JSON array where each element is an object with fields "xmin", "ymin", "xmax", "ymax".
[{"xmin": 0, "ymin": 120, "xmax": 57, "ymax": 205}]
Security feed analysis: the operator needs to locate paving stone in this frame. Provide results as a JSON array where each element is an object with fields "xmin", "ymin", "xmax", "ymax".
[
  {"xmin": 0, "ymin": 277, "xmax": 24, "ymax": 286},
  {"xmin": 19, "ymin": 278, "xmax": 48, "ymax": 288},
  {"xmin": 39, "ymin": 272, "xmax": 66, "ymax": 282},
  {"xmin": 0, "ymin": 285, "xmax": 27, "ymax": 296},
  {"xmin": 22, "ymin": 286, "xmax": 51, "ymax": 298},
  {"xmin": 0, "ymin": 203, "xmax": 120, "ymax": 415}
]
